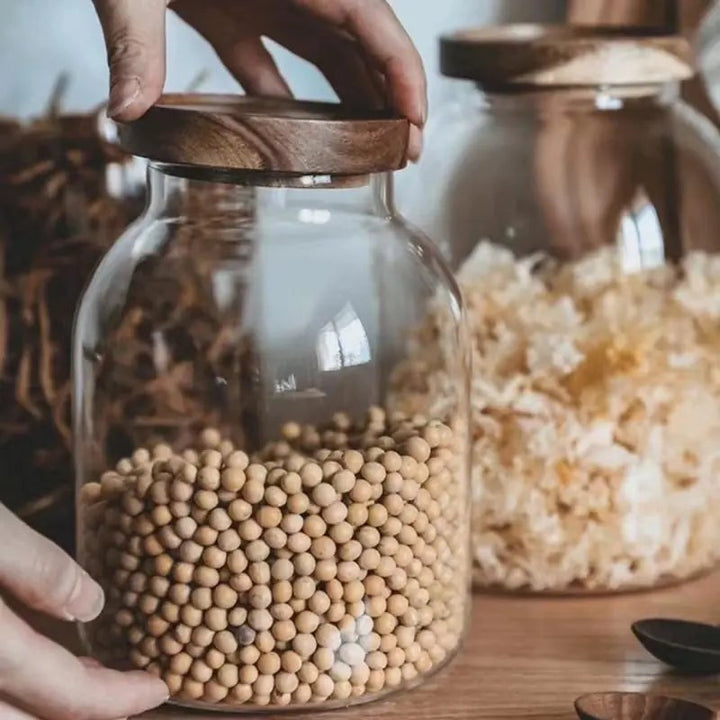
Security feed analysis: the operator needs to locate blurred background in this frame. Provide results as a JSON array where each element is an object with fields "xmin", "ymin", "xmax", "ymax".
[{"xmin": 0, "ymin": 0, "xmax": 565, "ymax": 119}]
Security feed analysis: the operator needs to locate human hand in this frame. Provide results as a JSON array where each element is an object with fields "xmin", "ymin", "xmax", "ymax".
[
  {"xmin": 91, "ymin": 0, "xmax": 427, "ymax": 159},
  {"xmin": 0, "ymin": 503, "xmax": 168, "ymax": 720}
]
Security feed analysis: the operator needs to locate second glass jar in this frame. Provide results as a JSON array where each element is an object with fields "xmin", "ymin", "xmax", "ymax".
[{"xmin": 401, "ymin": 26, "xmax": 720, "ymax": 594}]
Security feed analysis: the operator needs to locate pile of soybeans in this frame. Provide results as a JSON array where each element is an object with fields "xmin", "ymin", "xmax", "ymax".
[{"xmin": 80, "ymin": 407, "xmax": 468, "ymax": 708}]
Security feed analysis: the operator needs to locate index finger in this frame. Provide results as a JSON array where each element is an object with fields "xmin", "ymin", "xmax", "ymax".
[
  {"xmin": 0, "ymin": 504, "xmax": 104, "ymax": 622},
  {"xmin": 292, "ymin": 0, "xmax": 427, "ymax": 127}
]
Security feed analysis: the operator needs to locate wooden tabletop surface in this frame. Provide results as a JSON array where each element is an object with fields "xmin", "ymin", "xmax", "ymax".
[{"xmin": 46, "ymin": 571, "xmax": 720, "ymax": 719}]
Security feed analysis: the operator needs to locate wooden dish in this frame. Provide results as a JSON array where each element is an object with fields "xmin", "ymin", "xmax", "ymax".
[
  {"xmin": 575, "ymin": 691, "xmax": 716, "ymax": 720},
  {"xmin": 632, "ymin": 618, "xmax": 720, "ymax": 674}
]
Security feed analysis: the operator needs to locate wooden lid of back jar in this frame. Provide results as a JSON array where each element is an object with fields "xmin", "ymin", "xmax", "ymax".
[
  {"xmin": 440, "ymin": 25, "xmax": 693, "ymax": 90},
  {"xmin": 118, "ymin": 94, "xmax": 410, "ymax": 176}
]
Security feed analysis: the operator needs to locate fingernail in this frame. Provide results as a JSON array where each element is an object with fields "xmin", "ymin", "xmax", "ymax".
[
  {"xmin": 107, "ymin": 76, "xmax": 141, "ymax": 119},
  {"xmin": 408, "ymin": 124, "xmax": 423, "ymax": 163},
  {"xmin": 66, "ymin": 570, "xmax": 105, "ymax": 622},
  {"xmin": 415, "ymin": 94, "xmax": 427, "ymax": 127}
]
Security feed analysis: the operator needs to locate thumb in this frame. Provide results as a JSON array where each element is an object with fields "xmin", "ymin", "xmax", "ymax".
[
  {"xmin": 92, "ymin": 0, "xmax": 168, "ymax": 121},
  {"xmin": 0, "ymin": 504, "xmax": 104, "ymax": 622}
]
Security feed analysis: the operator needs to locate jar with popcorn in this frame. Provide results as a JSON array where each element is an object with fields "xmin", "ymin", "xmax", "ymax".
[
  {"xmin": 72, "ymin": 96, "xmax": 471, "ymax": 709},
  {"xmin": 399, "ymin": 26, "xmax": 720, "ymax": 593}
]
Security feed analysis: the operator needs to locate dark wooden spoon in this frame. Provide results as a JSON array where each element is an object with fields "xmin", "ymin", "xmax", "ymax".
[
  {"xmin": 632, "ymin": 618, "xmax": 720, "ymax": 674},
  {"xmin": 575, "ymin": 692, "xmax": 716, "ymax": 720}
]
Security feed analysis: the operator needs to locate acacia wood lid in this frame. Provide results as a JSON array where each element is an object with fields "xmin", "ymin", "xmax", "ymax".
[
  {"xmin": 118, "ymin": 94, "xmax": 410, "ymax": 175},
  {"xmin": 440, "ymin": 25, "xmax": 693, "ymax": 90}
]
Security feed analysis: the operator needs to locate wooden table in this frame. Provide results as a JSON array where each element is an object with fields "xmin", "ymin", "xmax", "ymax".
[{"xmin": 51, "ymin": 572, "xmax": 720, "ymax": 719}]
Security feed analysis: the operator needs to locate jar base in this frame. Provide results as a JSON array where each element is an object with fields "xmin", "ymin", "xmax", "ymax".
[{"xmin": 165, "ymin": 641, "xmax": 464, "ymax": 714}]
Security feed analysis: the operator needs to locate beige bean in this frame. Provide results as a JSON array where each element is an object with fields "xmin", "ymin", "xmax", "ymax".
[
  {"xmin": 202, "ymin": 546, "xmax": 226, "ymax": 569},
  {"xmin": 293, "ymin": 553, "xmax": 316, "ymax": 576},
  {"xmin": 292, "ymin": 633, "xmax": 318, "ymax": 659},
  {"xmin": 287, "ymin": 531, "xmax": 311, "ymax": 554},
  {"xmin": 312, "ymin": 673, "xmax": 334, "ymax": 698},
  {"xmin": 265, "ymin": 485, "xmax": 287, "ymax": 508},
  {"xmin": 193, "ymin": 566, "xmax": 219, "ymax": 588},
  {"xmin": 227, "ymin": 549, "xmax": 248, "ymax": 574},
  {"xmin": 228, "ymin": 498, "xmax": 252, "ymax": 522},
  {"xmin": 242, "ymin": 478, "xmax": 265, "ymax": 504},
  {"xmin": 248, "ymin": 561, "xmax": 271, "ymax": 585},
  {"xmin": 193, "ymin": 525, "xmax": 218, "ymax": 546},
  {"xmin": 221, "ymin": 467, "xmax": 245, "ymax": 492},
  {"xmin": 239, "ymin": 520, "xmax": 262, "ymax": 542},
  {"xmin": 271, "ymin": 580, "xmax": 292, "ymax": 604},
  {"xmin": 286, "ymin": 492, "xmax": 310, "ymax": 514},
  {"xmin": 213, "ymin": 583, "xmax": 238, "ymax": 610},
  {"xmin": 217, "ymin": 528, "xmax": 241, "ymax": 552}
]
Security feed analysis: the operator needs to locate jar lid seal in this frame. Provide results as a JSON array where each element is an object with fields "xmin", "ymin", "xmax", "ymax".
[
  {"xmin": 440, "ymin": 24, "xmax": 693, "ymax": 90},
  {"xmin": 118, "ymin": 95, "xmax": 409, "ymax": 175}
]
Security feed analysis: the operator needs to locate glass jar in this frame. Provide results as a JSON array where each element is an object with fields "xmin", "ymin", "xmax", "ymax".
[
  {"xmin": 399, "ymin": 26, "xmax": 720, "ymax": 594},
  {"xmin": 73, "ymin": 96, "xmax": 470, "ymax": 710}
]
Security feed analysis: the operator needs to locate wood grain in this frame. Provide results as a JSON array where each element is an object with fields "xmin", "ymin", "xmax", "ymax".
[
  {"xmin": 439, "ymin": 25, "xmax": 692, "ymax": 89},
  {"xmin": 567, "ymin": 0, "xmax": 676, "ymax": 29},
  {"xmin": 119, "ymin": 95, "xmax": 410, "ymax": 176},
  {"xmin": 42, "ymin": 571, "xmax": 720, "ymax": 719}
]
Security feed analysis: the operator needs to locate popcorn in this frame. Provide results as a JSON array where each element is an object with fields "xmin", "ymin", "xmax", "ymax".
[
  {"xmin": 392, "ymin": 242, "xmax": 720, "ymax": 592},
  {"xmin": 526, "ymin": 332, "xmax": 584, "ymax": 376}
]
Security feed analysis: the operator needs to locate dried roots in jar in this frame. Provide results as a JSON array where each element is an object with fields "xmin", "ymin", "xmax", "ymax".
[{"xmin": 0, "ymin": 108, "xmax": 141, "ymax": 546}]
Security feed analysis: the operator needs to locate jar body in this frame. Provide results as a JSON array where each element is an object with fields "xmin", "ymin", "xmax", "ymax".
[
  {"xmin": 400, "ymin": 83, "xmax": 720, "ymax": 593},
  {"xmin": 74, "ymin": 168, "xmax": 470, "ymax": 709}
]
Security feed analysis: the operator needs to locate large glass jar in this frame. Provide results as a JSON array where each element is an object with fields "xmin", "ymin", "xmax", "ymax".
[
  {"xmin": 399, "ymin": 26, "xmax": 720, "ymax": 594},
  {"xmin": 73, "ymin": 96, "xmax": 470, "ymax": 710}
]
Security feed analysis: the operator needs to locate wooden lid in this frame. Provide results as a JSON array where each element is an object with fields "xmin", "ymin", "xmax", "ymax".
[
  {"xmin": 440, "ymin": 25, "xmax": 693, "ymax": 89},
  {"xmin": 118, "ymin": 94, "xmax": 410, "ymax": 175}
]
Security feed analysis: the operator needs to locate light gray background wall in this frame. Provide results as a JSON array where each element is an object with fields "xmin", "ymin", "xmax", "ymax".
[{"xmin": 0, "ymin": 0, "xmax": 564, "ymax": 118}]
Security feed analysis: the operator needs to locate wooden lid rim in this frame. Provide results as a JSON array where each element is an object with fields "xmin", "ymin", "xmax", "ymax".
[
  {"xmin": 440, "ymin": 24, "xmax": 694, "ymax": 88},
  {"xmin": 118, "ymin": 94, "xmax": 410, "ymax": 175}
]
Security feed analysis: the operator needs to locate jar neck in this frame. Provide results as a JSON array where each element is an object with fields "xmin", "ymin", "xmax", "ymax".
[
  {"xmin": 473, "ymin": 81, "xmax": 680, "ymax": 114},
  {"xmin": 145, "ymin": 163, "xmax": 396, "ymax": 223}
]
